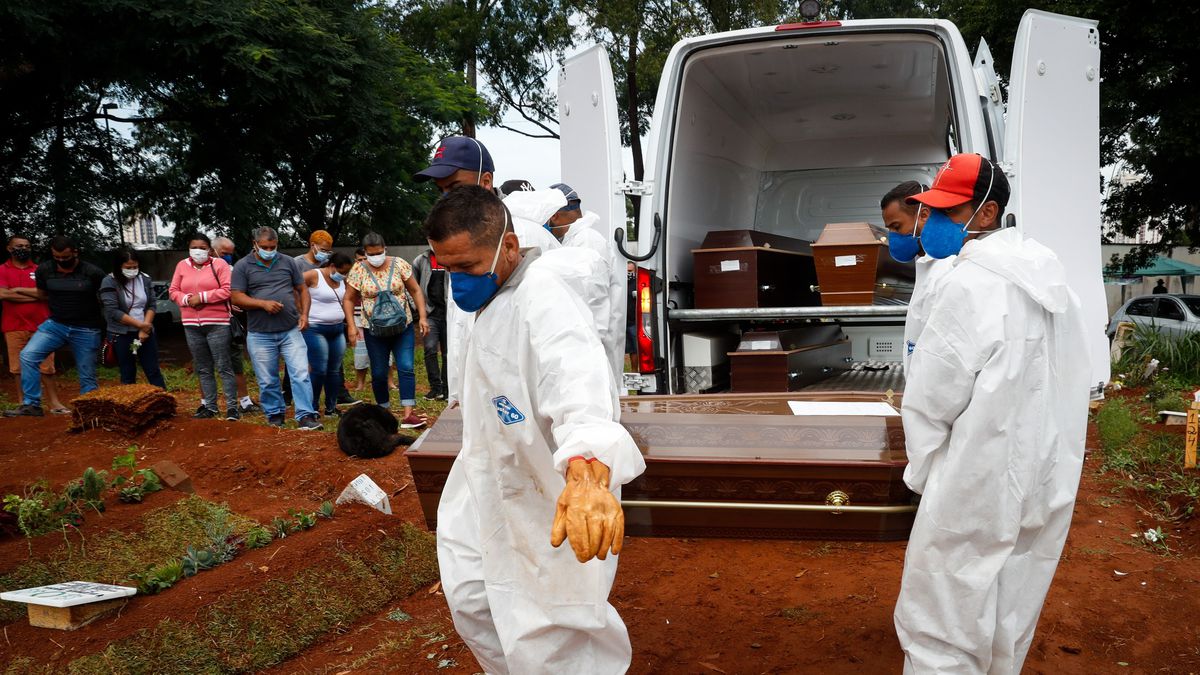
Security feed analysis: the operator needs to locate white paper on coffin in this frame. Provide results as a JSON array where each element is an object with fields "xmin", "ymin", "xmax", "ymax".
[
  {"xmin": 1, "ymin": 582, "xmax": 137, "ymax": 608},
  {"xmin": 787, "ymin": 401, "xmax": 899, "ymax": 417},
  {"xmin": 335, "ymin": 473, "xmax": 392, "ymax": 515}
]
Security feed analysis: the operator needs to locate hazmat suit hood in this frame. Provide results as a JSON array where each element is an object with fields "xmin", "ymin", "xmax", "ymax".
[
  {"xmin": 503, "ymin": 188, "xmax": 567, "ymax": 231},
  {"xmin": 956, "ymin": 227, "xmax": 1069, "ymax": 315}
]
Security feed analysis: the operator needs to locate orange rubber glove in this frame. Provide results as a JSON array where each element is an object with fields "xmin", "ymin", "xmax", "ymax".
[{"xmin": 550, "ymin": 457, "xmax": 625, "ymax": 563}]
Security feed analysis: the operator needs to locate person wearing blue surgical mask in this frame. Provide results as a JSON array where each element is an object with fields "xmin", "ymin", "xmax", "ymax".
[
  {"xmin": 880, "ymin": 181, "xmax": 950, "ymax": 372},
  {"xmin": 894, "ymin": 154, "xmax": 1091, "ymax": 675},
  {"xmin": 425, "ymin": 185, "xmax": 644, "ymax": 675},
  {"xmin": 296, "ymin": 230, "xmax": 335, "ymax": 272}
]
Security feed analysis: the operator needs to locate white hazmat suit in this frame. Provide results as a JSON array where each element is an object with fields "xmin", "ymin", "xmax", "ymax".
[
  {"xmin": 560, "ymin": 211, "xmax": 628, "ymax": 389},
  {"xmin": 902, "ymin": 255, "xmax": 955, "ymax": 372},
  {"xmin": 437, "ymin": 248, "xmax": 646, "ymax": 674},
  {"xmin": 445, "ymin": 189, "xmax": 563, "ymax": 406},
  {"xmin": 894, "ymin": 227, "xmax": 1091, "ymax": 674}
]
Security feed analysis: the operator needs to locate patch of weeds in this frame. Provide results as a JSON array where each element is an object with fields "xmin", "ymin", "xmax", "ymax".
[
  {"xmin": 132, "ymin": 559, "xmax": 185, "ymax": 595},
  {"xmin": 161, "ymin": 366, "xmax": 199, "ymax": 393},
  {"xmin": 270, "ymin": 516, "xmax": 295, "ymax": 539},
  {"xmin": 780, "ymin": 605, "xmax": 821, "ymax": 624},
  {"xmin": 1092, "ymin": 496, "xmax": 1123, "ymax": 508},
  {"xmin": 318, "ymin": 500, "xmax": 335, "ymax": 519},
  {"xmin": 1094, "ymin": 399, "xmax": 1140, "ymax": 458},
  {"xmin": 1135, "ymin": 526, "xmax": 1173, "ymax": 556},
  {"xmin": 56, "ymin": 525, "xmax": 439, "ymax": 673},
  {"xmin": 243, "ymin": 525, "xmax": 273, "ymax": 550},
  {"xmin": 290, "ymin": 509, "xmax": 317, "ymax": 531},
  {"xmin": 0, "ymin": 496, "xmax": 255, "ymax": 622},
  {"xmin": 387, "ymin": 608, "xmax": 413, "ymax": 622}
]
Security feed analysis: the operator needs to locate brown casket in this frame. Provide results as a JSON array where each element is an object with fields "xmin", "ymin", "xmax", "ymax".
[
  {"xmin": 728, "ymin": 326, "xmax": 851, "ymax": 393},
  {"xmin": 812, "ymin": 222, "xmax": 885, "ymax": 305},
  {"xmin": 692, "ymin": 230, "xmax": 819, "ymax": 309},
  {"xmin": 405, "ymin": 392, "xmax": 917, "ymax": 541}
]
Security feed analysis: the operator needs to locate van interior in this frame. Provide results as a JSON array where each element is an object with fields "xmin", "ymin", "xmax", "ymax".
[{"xmin": 659, "ymin": 31, "xmax": 964, "ymax": 393}]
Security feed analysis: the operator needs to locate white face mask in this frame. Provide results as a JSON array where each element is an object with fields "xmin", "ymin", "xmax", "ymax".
[
  {"xmin": 366, "ymin": 253, "xmax": 387, "ymax": 268},
  {"xmin": 189, "ymin": 248, "xmax": 210, "ymax": 264},
  {"xmin": 122, "ymin": 268, "xmax": 140, "ymax": 279}
]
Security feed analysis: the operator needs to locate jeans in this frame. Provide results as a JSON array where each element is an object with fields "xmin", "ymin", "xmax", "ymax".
[
  {"xmin": 423, "ymin": 315, "xmax": 448, "ymax": 395},
  {"xmin": 247, "ymin": 329, "xmax": 315, "ymax": 421},
  {"xmin": 185, "ymin": 324, "xmax": 238, "ymax": 411},
  {"xmin": 363, "ymin": 325, "xmax": 415, "ymax": 408},
  {"xmin": 19, "ymin": 319, "xmax": 101, "ymax": 406},
  {"xmin": 114, "ymin": 331, "xmax": 166, "ymax": 389},
  {"xmin": 302, "ymin": 322, "xmax": 346, "ymax": 413}
]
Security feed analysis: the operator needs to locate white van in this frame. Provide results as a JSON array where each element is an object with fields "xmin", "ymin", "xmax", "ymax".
[{"xmin": 558, "ymin": 9, "xmax": 1110, "ymax": 399}]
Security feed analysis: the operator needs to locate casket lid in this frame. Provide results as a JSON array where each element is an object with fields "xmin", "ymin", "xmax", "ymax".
[
  {"xmin": 695, "ymin": 229, "xmax": 812, "ymax": 254},
  {"xmin": 812, "ymin": 222, "xmax": 886, "ymax": 248}
]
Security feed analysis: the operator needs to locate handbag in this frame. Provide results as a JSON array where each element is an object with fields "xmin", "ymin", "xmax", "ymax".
[
  {"xmin": 209, "ymin": 263, "xmax": 246, "ymax": 346},
  {"xmin": 365, "ymin": 259, "xmax": 409, "ymax": 337},
  {"xmin": 101, "ymin": 335, "xmax": 118, "ymax": 367}
]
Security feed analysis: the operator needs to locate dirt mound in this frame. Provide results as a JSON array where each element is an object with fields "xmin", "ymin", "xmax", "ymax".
[{"xmin": 70, "ymin": 384, "xmax": 177, "ymax": 434}]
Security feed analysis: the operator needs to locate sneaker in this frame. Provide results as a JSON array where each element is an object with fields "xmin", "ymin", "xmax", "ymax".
[
  {"xmin": 399, "ymin": 413, "xmax": 426, "ymax": 430},
  {"xmin": 324, "ymin": 407, "xmax": 341, "ymax": 417},
  {"xmin": 225, "ymin": 407, "xmax": 242, "ymax": 421},
  {"xmin": 4, "ymin": 404, "xmax": 44, "ymax": 418},
  {"xmin": 422, "ymin": 390, "xmax": 443, "ymax": 401},
  {"xmin": 267, "ymin": 414, "xmax": 285, "ymax": 428},
  {"xmin": 336, "ymin": 392, "xmax": 356, "ymax": 405},
  {"xmin": 432, "ymin": 392, "xmax": 447, "ymax": 401},
  {"xmin": 240, "ymin": 402, "xmax": 262, "ymax": 415},
  {"xmin": 344, "ymin": 398, "xmax": 364, "ymax": 406},
  {"xmin": 297, "ymin": 415, "xmax": 324, "ymax": 431},
  {"xmin": 193, "ymin": 405, "xmax": 218, "ymax": 419}
]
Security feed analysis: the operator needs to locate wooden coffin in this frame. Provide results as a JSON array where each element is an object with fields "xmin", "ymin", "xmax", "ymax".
[
  {"xmin": 405, "ymin": 392, "xmax": 916, "ymax": 541},
  {"xmin": 812, "ymin": 222, "xmax": 884, "ymax": 305},
  {"xmin": 692, "ymin": 230, "xmax": 819, "ymax": 309},
  {"xmin": 728, "ymin": 326, "xmax": 851, "ymax": 393}
]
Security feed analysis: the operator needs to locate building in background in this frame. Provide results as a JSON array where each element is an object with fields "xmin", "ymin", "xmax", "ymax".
[{"xmin": 123, "ymin": 213, "xmax": 163, "ymax": 249}]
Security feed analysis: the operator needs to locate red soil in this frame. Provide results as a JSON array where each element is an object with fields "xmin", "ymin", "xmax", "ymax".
[{"xmin": 1, "ymin": 402, "xmax": 1198, "ymax": 674}]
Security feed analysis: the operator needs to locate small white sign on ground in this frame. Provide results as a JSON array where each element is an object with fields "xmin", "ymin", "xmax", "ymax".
[
  {"xmin": 787, "ymin": 401, "xmax": 899, "ymax": 417},
  {"xmin": 336, "ymin": 473, "xmax": 392, "ymax": 515},
  {"xmin": 1, "ymin": 582, "xmax": 137, "ymax": 608}
]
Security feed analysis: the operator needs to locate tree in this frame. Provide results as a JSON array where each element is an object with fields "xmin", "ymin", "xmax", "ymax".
[
  {"xmin": 939, "ymin": 0, "xmax": 1200, "ymax": 270},
  {"xmin": 395, "ymin": 0, "xmax": 575, "ymax": 138},
  {"xmin": 0, "ymin": 0, "xmax": 488, "ymax": 250}
]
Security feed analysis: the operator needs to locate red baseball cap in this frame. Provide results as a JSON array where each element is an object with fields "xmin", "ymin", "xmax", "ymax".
[{"xmin": 908, "ymin": 153, "xmax": 997, "ymax": 209}]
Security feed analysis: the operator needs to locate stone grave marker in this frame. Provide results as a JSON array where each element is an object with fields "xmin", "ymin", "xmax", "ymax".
[{"xmin": 1, "ymin": 581, "xmax": 136, "ymax": 630}]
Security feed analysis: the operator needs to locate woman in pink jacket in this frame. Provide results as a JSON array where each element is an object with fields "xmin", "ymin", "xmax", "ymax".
[{"xmin": 170, "ymin": 232, "xmax": 239, "ymax": 420}]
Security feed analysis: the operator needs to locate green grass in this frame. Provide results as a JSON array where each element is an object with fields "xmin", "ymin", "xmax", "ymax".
[
  {"xmin": 0, "ymin": 496, "xmax": 255, "ymax": 623},
  {"xmin": 1093, "ymin": 397, "xmax": 1200, "ymax": 522},
  {"xmin": 65, "ymin": 523, "xmax": 439, "ymax": 674},
  {"xmin": 1115, "ymin": 322, "xmax": 1200, "ymax": 383}
]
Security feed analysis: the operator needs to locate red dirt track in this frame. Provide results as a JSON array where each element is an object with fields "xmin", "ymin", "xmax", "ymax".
[{"xmin": 1, "ymin": 410, "xmax": 1198, "ymax": 674}]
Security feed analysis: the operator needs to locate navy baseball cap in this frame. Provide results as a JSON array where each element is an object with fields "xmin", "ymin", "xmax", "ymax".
[
  {"xmin": 414, "ymin": 136, "xmax": 495, "ymax": 182},
  {"xmin": 550, "ymin": 182, "xmax": 581, "ymax": 210}
]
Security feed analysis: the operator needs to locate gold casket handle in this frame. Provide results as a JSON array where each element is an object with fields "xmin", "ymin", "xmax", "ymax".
[{"xmin": 825, "ymin": 490, "xmax": 850, "ymax": 515}]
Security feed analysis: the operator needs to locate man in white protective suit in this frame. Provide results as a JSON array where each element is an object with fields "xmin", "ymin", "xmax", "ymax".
[
  {"xmin": 893, "ymin": 153, "xmax": 1092, "ymax": 674},
  {"xmin": 411, "ymin": 137, "xmax": 561, "ymax": 408},
  {"xmin": 425, "ymin": 186, "xmax": 646, "ymax": 675},
  {"xmin": 544, "ymin": 182, "xmax": 628, "ymax": 389},
  {"xmin": 879, "ymin": 180, "xmax": 951, "ymax": 373}
]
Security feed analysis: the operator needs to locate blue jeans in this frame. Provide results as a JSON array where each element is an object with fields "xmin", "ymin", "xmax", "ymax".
[
  {"xmin": 363, "ymin": 325, "xmax": 415, "ymax": 408},
  {"xmin": 115, "ymin": 331, "xmax": 166, "ymax": 389},
  {"xmin": 20, "ymin": 319, "xmax": 101, "ymax": 406},
  {"xmin": 301, "ymin": 322, "xmax": 346, "ymax": 413},
  {"xmin": 247, "ymin": 329, "xmax": 315, "ymax": 421}
]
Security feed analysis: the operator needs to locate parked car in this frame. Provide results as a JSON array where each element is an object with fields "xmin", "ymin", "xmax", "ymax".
[
  {"xmin": 152, "ymin": 281, "xmax": 181, "ymax": 325},
  {"xmin": 1108, "ymin": 294, "xmax": 1200, "ymax": 338}
]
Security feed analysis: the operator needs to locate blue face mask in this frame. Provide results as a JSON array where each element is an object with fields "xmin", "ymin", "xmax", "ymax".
[
  {"xmin": 257, "ymin": 247, "xmax": 277, "ymax": 261},
  {"xmin": 331, "ymin": 271, "xmax": 346, "ymax": 283},
  {"xmin": 314, "ymin": 250, "xmax": 331, "ymax": 263},
  {"xmin": 220, "ymin": 254, "xmax": 234, "ymax": 265},
  {"xmin": 543, "ymin": 222, "xmax": 553, "ymax": 233},
  {"xmin": 450, "ymin": 213, "xmax": 508, "ymax": 312},
  {"xmin": 887, "ymin": 231, "xmax": 921, "ymax": 263}
]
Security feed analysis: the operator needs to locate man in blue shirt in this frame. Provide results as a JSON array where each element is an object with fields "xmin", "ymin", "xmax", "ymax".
[{"xmin": 230, "ymin": 226, "xmax": 320, "ymax": 430}]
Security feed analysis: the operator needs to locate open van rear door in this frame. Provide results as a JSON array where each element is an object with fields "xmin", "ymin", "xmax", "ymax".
[
  {"xmin": 557, "ymin": 45, "xmax": 625, "ymax": 248},
  {"xmin": 1004, "ymin": 9, "xmax": 1109, "ymax": 396},
  {"xmin": 973, "ymin": 38, "xmax": 1006, "ymax": 162}
]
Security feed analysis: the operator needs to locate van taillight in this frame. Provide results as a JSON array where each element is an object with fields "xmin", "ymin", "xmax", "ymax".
[
  {"xmin": 775, "ymin": 21, "xmax": 842, "ymax": 31},
  {"xmin": 636, "ymin": 266, "xmax": 655, "ymax": 374}
]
